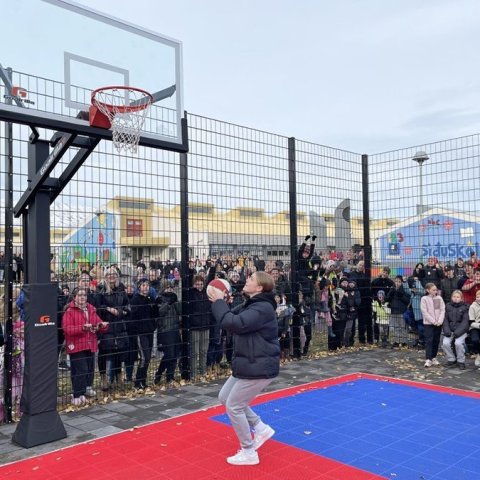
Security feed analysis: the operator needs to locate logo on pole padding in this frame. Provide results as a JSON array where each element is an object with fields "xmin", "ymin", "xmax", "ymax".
[{"xmin": 34, "ymin": 315, "xmax": 55, "ymax": 327}]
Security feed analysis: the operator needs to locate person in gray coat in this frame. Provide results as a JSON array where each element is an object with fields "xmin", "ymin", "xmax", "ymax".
[{"xmin": 208, "ymin": 271, "xmax": 280, "ymax": 467}]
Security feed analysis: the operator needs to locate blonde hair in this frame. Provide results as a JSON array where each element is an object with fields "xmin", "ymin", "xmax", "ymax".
[
  {"xmin": 424, "ymin": 282, "xmax": 437, "ymax": 292},
  {"xmin": 253, "ymin": 271, "xmax": 275, "ymax": 292}
]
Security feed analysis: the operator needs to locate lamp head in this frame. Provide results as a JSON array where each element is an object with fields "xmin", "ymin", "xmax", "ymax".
[{"xmin": 412, "ymin": 151, "xmax": 429, "ymax": 166}]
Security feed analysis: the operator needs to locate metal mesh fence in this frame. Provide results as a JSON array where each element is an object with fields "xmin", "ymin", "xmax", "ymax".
[{"xmin": 2, "ymin": 69, "xmax": 479, "ymax": 419}]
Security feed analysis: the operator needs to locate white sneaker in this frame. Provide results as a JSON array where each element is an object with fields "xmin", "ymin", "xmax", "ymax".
[
  {"xmin": 253, "ymin": 425, "xmax": 275, "ymax": 450},
  {"xmin": 431, "ymin": 358, "xmax": 440, "ymax": 366},
  {"xmin": 72, "ymin": 397, "xmax": 82, "ymax": 406},
  {"xmin": 475, "ymin": 355, "xmax": 480, "ymax": 367},
  {"xmin": 424, "ymin": 359, "xmax": 433, "ymax": 367},
  {"xmin": 85, "ymin": 386, "xmax": 96, "ymax": 397},
  {"xmin": 226, "ymin": 449, "xmax": 259, "ymax": 466},
  {"xmin": 79, "ymin": 395, "xmax": 87, "ymax": 404}
]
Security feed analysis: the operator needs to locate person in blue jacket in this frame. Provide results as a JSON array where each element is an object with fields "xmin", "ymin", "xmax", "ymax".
[{"xmin": 208, "ymin": 271, "xmax": 280, "ymax": 467}]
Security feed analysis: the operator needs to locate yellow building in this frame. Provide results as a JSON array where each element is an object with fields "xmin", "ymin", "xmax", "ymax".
[{"xmin": 1, "ymin": 196, "xmax": 388, "ymax": 269}]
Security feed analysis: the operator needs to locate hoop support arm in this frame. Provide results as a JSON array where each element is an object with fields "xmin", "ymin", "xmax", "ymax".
[
  {"xmin": 14, "ymin": 133, "xmax": 75, "ymax": 217},
  {"xmin": 0, "ymin": 103, "xmax": 188, "ymax": 153}
]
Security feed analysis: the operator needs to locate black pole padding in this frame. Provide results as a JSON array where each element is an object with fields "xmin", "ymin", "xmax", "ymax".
[{"xmin": 12, "ymin": 283, "xmax": 67, "ymax": 448}]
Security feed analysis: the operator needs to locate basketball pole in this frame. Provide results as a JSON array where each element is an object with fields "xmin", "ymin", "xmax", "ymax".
[{"xmin": 12, "ymin": 140, "xmax": 67, "ymax": 448}]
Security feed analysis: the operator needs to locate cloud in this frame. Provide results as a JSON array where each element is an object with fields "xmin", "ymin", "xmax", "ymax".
[{"xmin": 401, "ymin": 108, "xmax": 480, "ymax": 135}]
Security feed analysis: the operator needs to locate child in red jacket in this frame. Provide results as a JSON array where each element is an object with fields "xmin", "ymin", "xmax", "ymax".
[{"xmin": 62, "ymin": 287, "xmax": 108, "ymax": 405}]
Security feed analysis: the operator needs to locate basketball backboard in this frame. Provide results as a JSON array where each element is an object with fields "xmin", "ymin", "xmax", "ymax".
[{"xmin": 0, "ymin": 0, "xmax": 185, "ymax": 149}]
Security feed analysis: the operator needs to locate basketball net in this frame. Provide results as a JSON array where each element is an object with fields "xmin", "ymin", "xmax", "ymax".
[{"xmin": 91, "ymin": 87, "xmax": 153, "ymax": 154}]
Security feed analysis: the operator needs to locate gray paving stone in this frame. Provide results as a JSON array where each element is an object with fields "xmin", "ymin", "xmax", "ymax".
[
  {"xmin": 88, "ymin": 425, "xmax": 123, "ymax": 437},
  {"xmin": 74, "ymin": 420, "xmax": 111, "ymax": 432}
]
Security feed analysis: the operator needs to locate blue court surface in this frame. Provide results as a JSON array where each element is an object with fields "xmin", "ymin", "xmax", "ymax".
[{"xmin": 213, "ymin": 374, "xmax": 480, "ymax": 479}]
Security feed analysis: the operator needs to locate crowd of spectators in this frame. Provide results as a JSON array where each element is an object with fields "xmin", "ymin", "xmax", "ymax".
[{"xmin": 4, "ymin": 244, "xmax": 480, "ymax": 410}]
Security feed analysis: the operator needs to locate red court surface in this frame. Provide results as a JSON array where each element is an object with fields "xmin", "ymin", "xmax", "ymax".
[{"xmin": 1, "ymin": 373, "xmax": 478, "ymax": 480}]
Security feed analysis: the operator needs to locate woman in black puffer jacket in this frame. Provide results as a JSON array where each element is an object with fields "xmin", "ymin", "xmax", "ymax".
[
  {"xmin": 208, "ymin": 271, "xmax": 280, "ymax": 467},
  {"xmin": 97, "ymin": 268, "xmax": 130, "ymax": 389}
]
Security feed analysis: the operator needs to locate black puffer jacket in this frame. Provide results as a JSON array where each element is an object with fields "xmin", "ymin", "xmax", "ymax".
[
  {"xmin": 386, "ymin": 285, "xmax": 410, "ymax": 314},
  {"xmin": 97, "ymin": 287, "xmax": 130, "ymax": 351},
  {"xmin": 130, "ymin": 293, "xmax": 158, "ymax": 335},
  {"xmin": 443, "ymin": 301, "xmax": 469, "ymax": 337},
  {"xmin": 188, "ymin": 288, "xmax": 213, "ymax": 330},
  {"xmin": 157, "ymin": 291, "xmax": 181, "ymax": 332},
  {"xmin": 211, "ymin": 292, "xmax": 280, "ymax": 379}
]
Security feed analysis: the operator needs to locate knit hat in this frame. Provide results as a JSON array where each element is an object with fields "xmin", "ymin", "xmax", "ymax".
[
  {"xmin": 377, "ymin": 290, "xmax": 385, "ymax": 298},
  {"xmin": 137, "ymin": 277, "xmax": 150, "ymax": 288},
  {"xmin": 160, "ymin": 279, "xmax": 174, "ymax": 291}
]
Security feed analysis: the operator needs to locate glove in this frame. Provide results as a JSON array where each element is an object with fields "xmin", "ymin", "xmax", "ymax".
[
  {"xmin": 304, "ymin": 235, "xmax": 311, "ymax": 241},
  {"xmin": 311, "ymin": 235, "xmax": 317, "ymax": 242},
  {"xmin": 471, "ymin": 322, "xmax": 480, "ymax": 329}
]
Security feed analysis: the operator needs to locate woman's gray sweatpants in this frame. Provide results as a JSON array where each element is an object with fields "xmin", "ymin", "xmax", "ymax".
[{"xmin": 218, "ymin": 375, "xmax": 274, "ymax": 449}]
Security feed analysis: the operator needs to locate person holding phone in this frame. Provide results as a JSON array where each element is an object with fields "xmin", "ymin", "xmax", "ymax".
[{"xmin": 62, "ymin": 287, "xmax": 108, "ymax": 405}]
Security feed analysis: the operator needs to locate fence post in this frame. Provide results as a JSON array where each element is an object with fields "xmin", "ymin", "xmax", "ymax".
[
  {"xmin": 361, "ymin": 154, "xmax": 372, "ymax": 279},
  {"xmin": 288, "ymin": 137, "xmax": 301, "ymax": 358},
  {"xmin": 3, "ymin": 66, "xmax": 14, "ymax": 423},
  {"xmin": 179, "ymin": 114, "xmax": 191, "ymax": 381}
]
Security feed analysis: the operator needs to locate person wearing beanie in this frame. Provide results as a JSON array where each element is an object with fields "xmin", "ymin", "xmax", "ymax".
[
  {"xmin": 386, "ymin": 275, "xmax": 411, "ymax": 347},
  {"xmin": 350, "ymin": 260, "xmax": 373, "ymax": 345},
  {"xmin": 130, "ymin": 278, "xmax": 157, "ymax": 389},
  {"xmin": 422, "ymin": 257, "xmax": 444, "ymax": 289},
  {"xmin": 154, "ymin": 282, "xmax": 182, "ymax": 384},
  {"xmin": 372, "ymin": 290, "xmax": 391, "ymax": 348},
  {"xmin": 371, "ymin": 268, "xmax": 394, "ymax": 343},
  {"xmin": 441, "ymin": 266, "xmax": 457, "ymax": 303}
]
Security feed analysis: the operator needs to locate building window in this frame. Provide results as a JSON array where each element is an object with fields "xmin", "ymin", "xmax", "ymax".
[
  {"xmin": 127, "ymin": 219, "xmax": 143, "ymax": 237},
  {"xmin": 119, "ymin": 200, "xmax": 151, "ymax": 210},
  {"xmin": 190, "ymin": 205, "xmax": 213, "ymax": 214},
  {"xmin": 239, "ymin": 209, "xmax": 263, "ymax": 218}
]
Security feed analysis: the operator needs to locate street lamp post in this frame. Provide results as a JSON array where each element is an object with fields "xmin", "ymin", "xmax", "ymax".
[{"xmin": 412, "ymin": 151, "xmax": 429, "ymax": 260}]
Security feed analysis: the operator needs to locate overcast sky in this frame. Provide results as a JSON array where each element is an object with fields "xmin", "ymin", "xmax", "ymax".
[{"xmin": 61, "ymin": 0, "xmax": 480, "ymax": 153}]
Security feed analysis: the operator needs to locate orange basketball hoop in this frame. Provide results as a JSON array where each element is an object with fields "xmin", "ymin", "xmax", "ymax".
[{"xmin": 90, "ymin": 86, "xmax": 153, "ymax": 153}]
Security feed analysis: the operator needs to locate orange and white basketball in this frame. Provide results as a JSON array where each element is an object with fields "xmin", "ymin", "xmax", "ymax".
[{"xmin": 207, "ymin": 278, "xmax": 233, "ymax": 301}]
